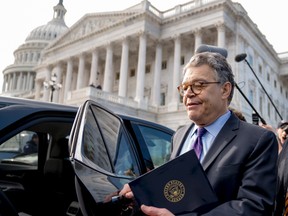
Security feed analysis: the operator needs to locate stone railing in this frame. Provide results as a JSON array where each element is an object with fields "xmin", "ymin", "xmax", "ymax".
[
  {"xmin": 68, "ymin": 87, "xmax": 138, "ymax": 108},
  {"xmin": 68, "ymin": 86, "xmax": 185, "ymax": 113},
  {"xmin": 278, "ymin": 51, "xmax": 288, "ymax": 59},
  {"xmin": 1, "ymin": 89, "xmax": 36, "ymax": 99},
  {"xmin": 147, "ymin": 0, "xmax": 218, "ymax": 19}
]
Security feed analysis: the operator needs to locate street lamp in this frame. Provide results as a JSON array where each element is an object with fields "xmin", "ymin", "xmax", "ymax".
[{"xmin": 43, "ymin": 73, "xmax": 62, "ymax": 102}]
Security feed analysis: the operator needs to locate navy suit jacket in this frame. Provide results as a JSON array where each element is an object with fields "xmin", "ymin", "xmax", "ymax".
[{"xmin": 170, "ymin": 113, "xmax": 278, "ymax": 215}]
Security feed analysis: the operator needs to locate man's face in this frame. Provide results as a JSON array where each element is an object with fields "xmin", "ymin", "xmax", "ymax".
[
  {"xmin": 277, "ymin": 124, "xmax": 288, "ymax": 143},
  {"xmin": 182, "ymin": 65, "xmax": 231, "ymax": 126},
  {"xmin": 33, "ymin": 136, "xmax": 39, "ymax": 145}
]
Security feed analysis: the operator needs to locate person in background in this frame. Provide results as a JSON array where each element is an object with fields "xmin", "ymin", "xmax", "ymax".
[
  {"xmin": 23, "ymin": 133, "xmax": 39, "ymax": 154},
  {"xmin": 274, "ymin": 123, "xmax": 288, "ymax": 215},
  {"xmin": 275, "ymin": 138, "xmax": 288, "ymax": 216},
  {"xmin": 228, "ymin": 107, "xmax": 246, "ymax": 122},
  {"xmin": 259, "ymin": 122, "xmax": 276, "ymax": 133},
  {"xmin": 120, "ymin": 51, "xmax": 278, "ymax": 215},
  {"xmin": 276, "ymin": 122, "xmax": 288, "ymax": 153}
]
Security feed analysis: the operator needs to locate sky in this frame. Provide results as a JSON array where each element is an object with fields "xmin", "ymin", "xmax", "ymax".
[{"xmin": 0, "ymin": 0, "xmax": 287, "ymax": 90}]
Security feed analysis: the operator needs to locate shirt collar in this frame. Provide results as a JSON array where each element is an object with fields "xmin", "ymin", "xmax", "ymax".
[
  {"xmin": 205, "ymin": 110, "xmax": 231, "ymax": 137},
  {"xmin": 192, "ymin": 110, "xmax": 231, "ymax": 137}
]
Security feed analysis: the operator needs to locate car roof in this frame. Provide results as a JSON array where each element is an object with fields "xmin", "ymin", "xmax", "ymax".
[
  {"xmin": 0, "ymin": 96, "xmax": 78, "ymax": 131},
  {"xmin": 0, "ymin": 96, "xmax": 78, "ymax": 112},
  {"xmin": 0, "ymin": 96, "xmax": 174, "ymax": 133}
]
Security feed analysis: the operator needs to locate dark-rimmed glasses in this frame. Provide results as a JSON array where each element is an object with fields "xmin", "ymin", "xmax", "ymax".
[{"xmin": 177, "ymin": 81, "xmax": 220, "ymax": 96}]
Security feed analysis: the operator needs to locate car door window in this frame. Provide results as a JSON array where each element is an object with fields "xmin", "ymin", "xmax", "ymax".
[
  {"xmin": 0, "ymin": 130, "xmax": 39, "ymax": 166},
  {"xmin": 113, "ymin": 132, "xmax": 138, "ymax": 177},
  {"xmin": 137, "ymin": 125, "xmax": 172, "ymax": 168},
  {"xmin": 81, "ymin": 104, "xmax": 139, "ymax": 176},
  {"xmin": 82, "ymin": 107, "xmax": 112, "ymax": 172}
]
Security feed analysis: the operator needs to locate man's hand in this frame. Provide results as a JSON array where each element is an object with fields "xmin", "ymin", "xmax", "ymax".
[
  {"xmin": 141, "ymin": 205, "xmax": 174, "ymax": 216},
  {"xmin": 119, "ymin": 183, "xmax": 134, "ymax": 199},
  {"xmin": 119, "ymin": 185, "xmax": 174, "ymax": 215}
]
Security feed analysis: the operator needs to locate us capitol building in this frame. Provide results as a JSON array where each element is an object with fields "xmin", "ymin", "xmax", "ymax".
[{"xmin": 1, "ymin": 0, "xmax": 288, "ymax": 130}]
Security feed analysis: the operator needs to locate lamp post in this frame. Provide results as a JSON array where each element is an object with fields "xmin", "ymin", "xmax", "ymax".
[{"xmin": 43, "ymin": 73, "xmax": 62, "ymax": 102}]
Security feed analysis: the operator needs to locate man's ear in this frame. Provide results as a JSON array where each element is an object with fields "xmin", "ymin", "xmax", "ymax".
[{"xmin": 221, "ymin": 82, "xmax": 232, "ymax": 99}]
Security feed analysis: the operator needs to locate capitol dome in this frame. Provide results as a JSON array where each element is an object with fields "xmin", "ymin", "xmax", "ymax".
[
  {"xmin": 1, "ymin": 0, "xmax": 69, "ymax": 97},
  {"xmin": 26, "ymin": 1, "xmax": 68, "ymax": 42}
]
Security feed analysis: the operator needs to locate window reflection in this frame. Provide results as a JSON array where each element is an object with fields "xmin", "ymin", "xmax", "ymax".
[
  {"xmin": 0, "ymin": 130, "xmax": 39, "ymax": 166},
  {"xmin": 82, "ymin": 105, "xmax": 140, "ymax": 177},
  {"xmin": 138, "ymin": 125, "xmax": 171, "ymax": 168},
  {"xmin": 82, "ymin": 107, "xmax": 112, "ymax": 172}
]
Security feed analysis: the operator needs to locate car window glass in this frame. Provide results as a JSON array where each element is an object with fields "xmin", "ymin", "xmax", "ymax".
[
  {"xmin": 114, "ymin": 133, "xmax": 140, "ymax": 177},
  {"xmin": 83, "ymin": 104, "xmax": 140, "ymax": 177},
  {"xmin": 90, "ymin": 105, "xmax": 120, "ymax": 159},
  {"xmin": 138, "ymin": 125, "xmax": 172, "ymax": 168},
  {"xmin": 82, "ymin": 107, "xmax": 112, "ymax": 172},
  {"xmin": 0, "ymin": 130, "xmax": 39, "ymax": 166}
]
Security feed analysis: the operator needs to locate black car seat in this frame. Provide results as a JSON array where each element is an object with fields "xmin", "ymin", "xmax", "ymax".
[
  {"xmin": 43, "ymin": 137, "xmax": 78, "ymax": 215},
  {"xmin": 0, "ymin": 189, "xmax": 19, "ymax": 216}
]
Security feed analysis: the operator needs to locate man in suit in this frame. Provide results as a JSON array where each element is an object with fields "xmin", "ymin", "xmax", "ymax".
[
  {"xmin": 276, "ymin": 122, "xmax": 288, "ymax": 153},
  {"xmin": 275, "ymin": 138, "xmax": 288, "ymax": 215},
  {"xmin": 23, "ymin": 133, "xmax": 39, "ymax": 154},
  {"xmin": 120, "ymin": 51, "xmax": 278, "ymax": 215}
]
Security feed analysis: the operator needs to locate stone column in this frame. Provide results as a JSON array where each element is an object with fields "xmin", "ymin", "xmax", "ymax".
[
  {"xmin": 31, "ymin": 72, "xmax": 35, "ymax": 90},
  {"xmin": 27, "ymin": 72, "xmax": 32, "ymax": 90},
  {"xmin": 152, "ymin": 41, "xmax": 162, "ymax": 106},
  {"xmin": 119, "ymin": 37, "xmax": 129, "ymax": 97},
  {"xmin": 64, "ymin": 58, "xmax": 73, "ymax": 100},
  {"xmin": 89, "ymin": 49, "xmax": 99, "ymax": 86},
  {"xmin": 194, "ymin": 28, "xmax": 202, "ymax": 52},
  {"xmin": 103, "ymin": 43, "xmax": 114, "ymax": 92},
  {"xmin": 12, "ymin": 73, "xmax": 16, "ymax": 91},
  {"xmin": 216, "ymin": 22, "xmax": 226, "ymax": 48},
  {"xmin": 35, "ymin": 79, "xmax": 41, "ymax": 100},
  {"xmin": 170, "ymin": 34, "xmax": 181, "ymax": 106},
  {"xmin": 16, "ymin": 72, "xmax": 23, "ymax": 91},
  {"xmin": 2, "ymin": 75, "xmax": 6, "ymax": 92},
  {"xmin": 76, "ymin": 53, "xmax": 85, "ymax": 89},
  {"xmin": 43, "ymin": 67, "xmax": 51, "ymax": 101},
  {"xmin": 7, "ymin": 74, "xmax": 12, "ymax": 91},
  {"xmin": 25, "ymin": 72, "xmax": 29, "ymax": 90},
  {"xmin": 53, "ymin": 63, "xmax": 63, "ymax": 103},
  {"xmin": 26, "ymin": 72, "xmax": 31, "ymax": 90},
  {"xmin": 135, "ymin": 31, "xmax": 147, "ymax": 104}
]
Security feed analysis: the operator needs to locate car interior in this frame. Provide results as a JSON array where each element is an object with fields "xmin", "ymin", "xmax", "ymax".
[{"xmin": 0, "ymin": 119, "xmax": 80, "ymax": 216}]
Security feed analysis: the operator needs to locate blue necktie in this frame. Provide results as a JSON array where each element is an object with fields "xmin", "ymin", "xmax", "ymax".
[{"xmin": 193, "ymin": 127, "xmax": 207, "ymax": 159}]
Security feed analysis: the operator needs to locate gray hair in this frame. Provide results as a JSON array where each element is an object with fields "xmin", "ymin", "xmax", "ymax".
[{"xmin": 183, "ymin": 52, "xmax": 235, "ymax": 103}]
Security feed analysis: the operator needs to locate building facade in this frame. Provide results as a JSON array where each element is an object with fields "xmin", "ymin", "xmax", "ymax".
[{"xmin": 2, "ymin": 0, "xmax": 288, "ymax": 130}]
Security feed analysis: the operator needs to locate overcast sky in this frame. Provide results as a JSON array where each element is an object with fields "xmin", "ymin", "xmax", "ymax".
[{"xmin": 0, "ymin": 0, "xmax": 287, "ymax": 90}]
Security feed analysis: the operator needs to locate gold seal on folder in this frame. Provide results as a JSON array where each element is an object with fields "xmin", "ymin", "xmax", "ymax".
[{"xmin": 164, "ymin": 180, "xmax": 185, "ymax": 202}]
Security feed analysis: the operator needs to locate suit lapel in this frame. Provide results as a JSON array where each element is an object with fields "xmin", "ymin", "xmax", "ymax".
[
  {"xmin": 170, "ymin": 123, "xmax": 194, "ymax": 159},
  {"xmin": 202, "ymin": 114, "xmax": 239, "ymax": 170}
]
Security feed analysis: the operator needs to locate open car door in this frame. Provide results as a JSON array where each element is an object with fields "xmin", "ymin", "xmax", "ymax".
[{"xmin": 69, "ymin": 100, "xmax": 147, "ymax": 215}]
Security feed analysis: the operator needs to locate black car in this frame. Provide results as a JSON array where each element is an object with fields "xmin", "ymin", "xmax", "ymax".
[{"xmin": 0, "ymin": 96, "xmax": 174, "ymax": 216}]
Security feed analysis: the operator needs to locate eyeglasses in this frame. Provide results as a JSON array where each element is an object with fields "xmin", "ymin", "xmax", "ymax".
[{"xmin": 177, "ymin": 81, "xmax": 220, "ymax": 96}]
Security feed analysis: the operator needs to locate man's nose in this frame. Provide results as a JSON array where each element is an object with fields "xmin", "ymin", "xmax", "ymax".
[{"xmin": 185, "ymin": 86, "xmax": 196, "ymax": 96}]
